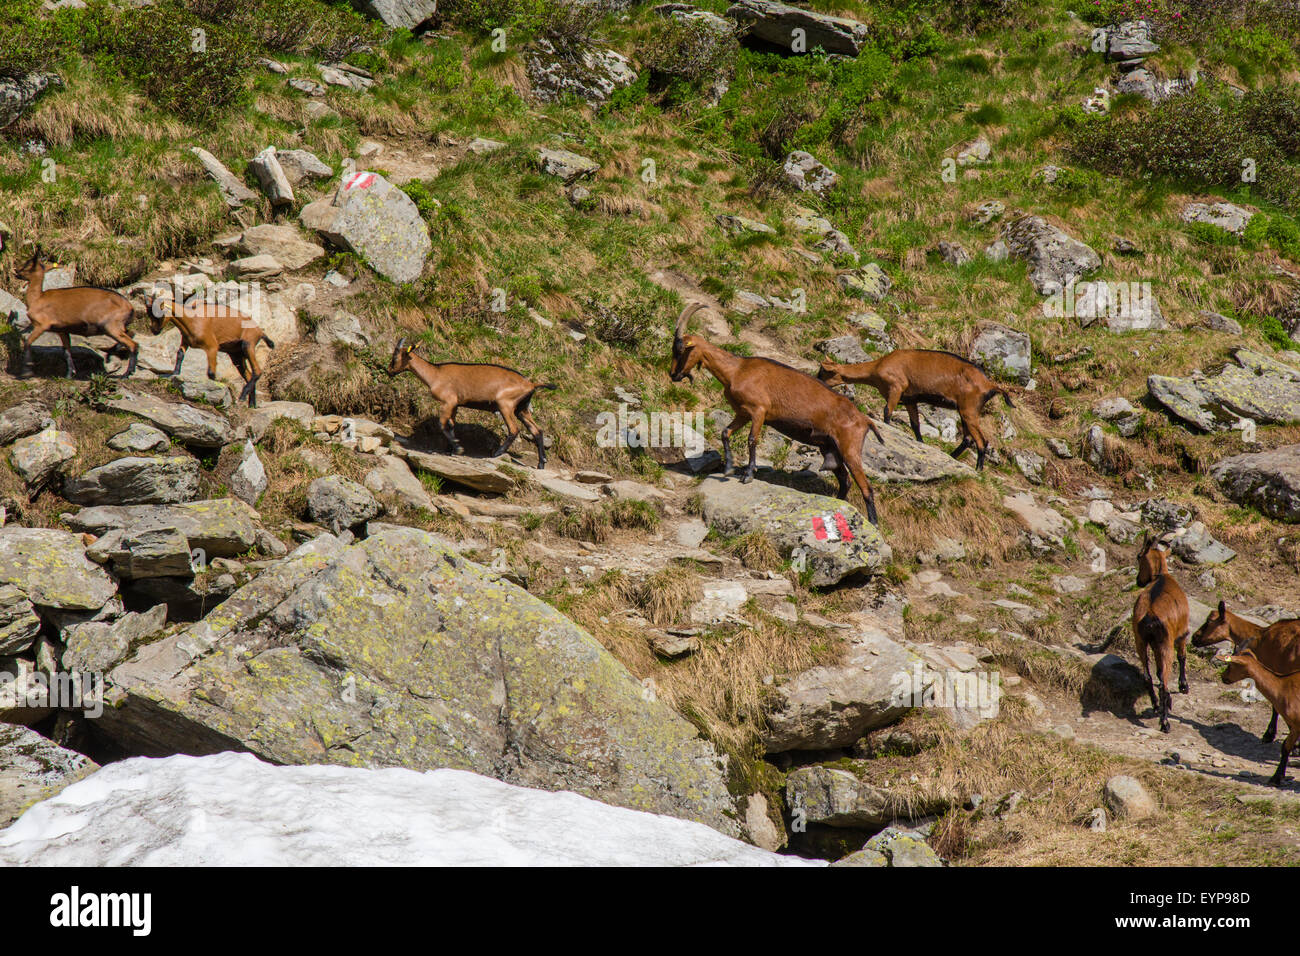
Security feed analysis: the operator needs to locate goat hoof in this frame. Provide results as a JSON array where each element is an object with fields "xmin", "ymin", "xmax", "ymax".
[
  {"xmin": 1269, "ymin": 776, "xmax": 1285, "ymax": 788},
  {"xmin": 1179, "ymin": 682, "xmax": 1189, "ymax": 694},
  {"xmin": 741, "ymin": 473, "xmax": 754, "ymax": 484},
  {"xmin": 1263, "ymin": 732, "xmax": 1277, "ymax": 744}
]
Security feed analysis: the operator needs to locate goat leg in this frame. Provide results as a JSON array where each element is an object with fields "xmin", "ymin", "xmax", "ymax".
[
  {"xmin": 63, "ymin": 347, "xmax": 75, "ymax": 379},
  {"xmin": 533, "ymin": 432, "xmax": 547, "ymax": 470},
  {"xmin": 1264, "ymin": 709, "xmax": 1280, "ymax": 745},
  {"xmin": 239, "ymin": 374, "xmax": 260, "ymax": 408},
  {"xmin": 1269, "ymin": 731, "xmax": 1295, "ymax": 788},
  {"xmin": 1177, "ymin": 645, "xmax": 1189, "ymax": 694},
  {"xmin": 122, "ymin": 347, "xmax": 138, "ymax": 378},
  {"xmin": 170, "ymin": 347, "xmax": 185, "ymax": 377},
  {"xmin": 493, "ymin": 430, "xmax": 518, "ymax": 459}
]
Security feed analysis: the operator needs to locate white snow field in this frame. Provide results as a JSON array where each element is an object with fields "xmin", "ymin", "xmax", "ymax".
[{"xmin": 0, "ymin": 752, "xmax": 822, "ymax": 866}]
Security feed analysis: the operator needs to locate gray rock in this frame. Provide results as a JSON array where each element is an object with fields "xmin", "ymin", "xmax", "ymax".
[
  {"xmin": 837, "ymin": 263, "xmax": 891, "ymax": 302},
  {"xmin": 1094, "ymin": 397, "xmax": 1134, "ymax": 420},
  {"xmin": 316, "ymin": 63, "xmax": 375, "ymax": 92},
  {"xmin": 1200, "ymin": 310, "xmax": 1242, "ymax": 335},
  {"xmin": 716, "ymin": 213, "xmax": 775, "ymax": 237},
  {"xmin": 274, "ymin": 148, "xmax": 333, "ymax": 186},
  {"xmin": 1045, "ymin": 437, "xmax": 1073, "ymax": 459},
  {"xmin": 248, "ymin": 146, "xmax": 294, "ymax": 208},
  {"xmin": 1072, "ymin": 279, "xmax": 1168, "ymax": 332},
  {"xmin": 364, "ymin": 455, "xmax": 433, "ymax": 511},
  {"xmin": 87, "ymin": 527, "xmax": 193, "ymax": 579},
  {"xmin": 62, "ymin": 499, "xmax": 262, "ymax": 559},
  {"xmin": 935, "ymin": 240, "xmax": 972, "ymax": 266},
  {"xmin": 348, "ymin": 0, "xmax": 437, "ymax": 29},
  {"xmin": 107, "ymin": 423, "xmax": 170, "ymax": 453},
  {"xmin": 831, "ymin": 847, "xmax": 889, "ymax": 867},
  {"xmin": 696, "ymin": 475, "xmax": 889, "ymax": 587},
  {"xmin": 106, "ymin": 389, "xmax": 233, "ymax": 448},
  {"xmin": 63, "ymin": 604, "xmax": 168, "ymax": 677},
  {"xmin": 237, "ymin": 224, "xmax": 324, "ymax": 271},
  {"xmin": 764, "ymin": 612, "xmax": 922, "ymax": 752},
  {"xmin": 405, "ymin": 450, "xmax": 515, "ymax": 494},
  {"xmin": 313, "ymin": 310, "xmax": 370, "ymax": 349},
  {"xmin": 8, "ymin": 426, "xmax": 76, "ymax": 486},
  {"xmin": 1182, "ymin": 201, "xmax": 1254, "ymax": 236},
  {"xmin": 786, "ymin": 766, "xmax": 895, "ymax": 827},
  {"xmin": 848, "ymin": 311, "xmax": 893, "ymax": 350},
  {"xmin": 0, "ymin": 401, "xmax": 52, "ymax": 445},
  {"xmin": 788, "ymin": 207, "xmax": 857, "ymax": 261},
  {"xmin": 0, "ymin": 527, "xmax": 116, "ymax": 611},
  {"xmin": 97, "ymin": 527, "xmax": 740, "ymax": 835},
  {"xmin": 63, "ymin": 456, "xmax": 200, "ymax": 506},
  {"xmin": 0, "ymin": 72, "xmax": 62, "ymax": 129},
  {"xmin": 1149, "ymin": 349, "xmax": 1300, "ymax": 432},
  {"xmin": 306, "ymin": 476, "xmax": 383, "ymax": 532},
  {"xmin": 527, "ymin": 39, "xmax": 637, "ymax": 108},
  {"xmin": 1103, "ymin": 774, "xmax": 1156, "ymax": 820},
  {"xmin": 861, "ymin": 420, "xmax": 974, "ymax": 482},
  {"xmin": 0, "ymin": 584, "xmax": 41, "ymax": 655},
  {"xmin": 1001, "ymin": 214, "xmax": 1101, "ymax": 295},
  {"xmin": 0, "ymin": 723, "xmax": 96, "ymax": 829},
  {"xmin": 814, "ymin": 335, "xmax": 870, "ymax": 364},
  {"xmin": 300, "ymin": 171, "xmax": 431, "ymax": 284},
  {"xmin": 862, "ymin": 826, "xmax": 943, "ymax": 866},
  {"xmin": 726, "ymin": 0, "xmax": 868, "ymax": 56},
  {"xmin": 1105, "ymin": 20, "xmax": 1159, "ymax": 60},
  {"xmin": 1211, "ymin": 444, "xmax": 1300, "ymax": 522},
  {"xmin": 1012, "ymin": 449, "xmax": 1044, "ymax": 484},
  {"xmin": 228, "ymin": 441, "xmax": 267, "ymax": 506},
  {"xmin": 783, "ymin": 150, "xmax": 837, "ymax": 196},
  {"xmin": 970, "ymin": 322, "xmax": 1031, "ymax": 384},
  {"xmin": 1169, "ymin": 521, "xmax": 1235, "ymax": 565},
  {"xmin": 955, "ymin": 136, "xmax": 991, "ymax": 166},
  {"xmin": 971, "ymin": 200, "xmax": 1004, "ymax": 225},
  {"xmin": 537, "ymin": 147, "xmax": 601, "ymax": 184},
  {"xmin": 191, "ymin": 147, "xmax": 257, "ymax": 209}
]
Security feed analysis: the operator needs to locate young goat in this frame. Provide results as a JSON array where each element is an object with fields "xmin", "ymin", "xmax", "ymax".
[
  {"xmin": 817, "ymin": 349, "xmax": 1014, "ymax": 470},
  {"xmin": 1132, "ymin": 535, "xmax": 1190, "ymax": 733},
  {"xmin": 669, "ymin": 303, "xmax": 885, "ymax": 524},
  {"xmin": 144, "ymin": 293, "xmax": 276, "ymax": 407},
  {"xmin": 1193, "ymin": 601, "xmax": 1300, "ymax": 743},
  {"xmin": 1220, "ymin": 649, "xmax": 1300, "ymax": 788},
  {"xmin": 13, "ymin": 246, "xmax": 139, "ymax": 378},
  {"xmin": 388, "ymin": 338, "xmax": 554, "ymax": 468}
]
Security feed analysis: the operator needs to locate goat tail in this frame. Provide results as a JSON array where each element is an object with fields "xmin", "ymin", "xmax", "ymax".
[
  {"xmin": 534, "ymin": 382, "xmax": 558, "ymax": 391},
  {"xmin": 981, "ymin": 386, "xmax": 1015, "ymax": 411},
  {"xmin": 261, "ymin": 334, "xmax": 277, "ymax": 350},
  {"xmin": 867, "ymin": 416, "xmax": 885, "ymax": 445}
]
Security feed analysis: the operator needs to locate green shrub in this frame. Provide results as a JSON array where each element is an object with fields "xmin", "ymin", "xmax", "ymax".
[{"xmin": 641, "ymin": 16, "xmax": 739, "ymax": 90}]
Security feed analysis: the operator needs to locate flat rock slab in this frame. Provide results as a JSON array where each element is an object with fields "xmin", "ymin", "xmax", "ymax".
[
  {"xmin": 528, "ymin": 469, "xmax": 602, "ymax": 502},
  {"xmin": 697, "ymin": 475, "xmax": 889, "ymax": 587},
  {"xmin": 1211, "ymin": 444, "xmax": 1300, "ymax": 522},
  {"xmin": 106, "ymin": 390, "xmax": 233, "ymax": 448},
  {"xmin": 726, "ymin": 0, "xmax": 868, "ymax": 56},
  {"xmin": 63, "ymin": 455, "xmax": 200, "ymax": 506},
  {"xmin": 61, "ymin": 499, "xmax": 262, "ymax": 559},
  {"xmin": 862, "ymin": 420, "xmax": 974, "ymax": 482},
  {"xmin": 405, "ymin": 450, "xmax": 515, "ymax": 494},
  {"xmin": 99, "ymin": 527, "xmax": 740, "ymax": 836},
  {"xmin": 1149, "ymin": 349, "xmax": 1300, "ymax": 432},
  {"xmin": 0, "ymin": 527, "xmax": 117, "ymax": 611}
]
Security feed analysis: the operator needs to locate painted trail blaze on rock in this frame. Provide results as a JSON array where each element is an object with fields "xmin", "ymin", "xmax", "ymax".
[
  {"xmin": 301, "ymin": 171, "xmax": 431, "ymax": 285},
  {"xmin": 697, "ymin": 475, "xmax": 889, "ymax": 586}
]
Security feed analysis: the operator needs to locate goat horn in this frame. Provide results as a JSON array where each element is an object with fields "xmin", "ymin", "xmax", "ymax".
[
  {"xmin": 675, "ymin": 301, "xmax": 705, "ymax": 341},
  {"xmin": 395, "ymin": 337, "xmax": 407, "ymax": 351}
]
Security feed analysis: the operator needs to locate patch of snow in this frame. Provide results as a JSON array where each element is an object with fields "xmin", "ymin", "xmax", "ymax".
[{"xmin": 0, "ymin": 752, "xmax": 820, "ymax": 867}]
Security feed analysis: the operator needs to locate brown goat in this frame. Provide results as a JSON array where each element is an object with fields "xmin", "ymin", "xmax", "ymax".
[
  {"xmin": 13, "ymin": 246, "xmax": 138, "ymax": 378},
  {"xmin": 817, "ymin": 349, "xmax": 1014, "ymax": 470},
  {"xmin": 388, "ymin": 338, "xmax": 554, "ymax": 468},
  {"xmin": 670, "ymin": 303, "xmax": 885, "ymax": 524},
  {"xmin": 1221, "ymin": 649, "xmax": 1300, "ymax": 788},
  {"xmin": 1132, "ymin": 535, "xmax": 1190, "ymax": 733},
  {"xmin": 1193, "ymin": 601, "xmax": 1300, "ymax": 743},
  {"xmin": 144, "ymin": 293, "xmax": 276, "ymax": 407}
]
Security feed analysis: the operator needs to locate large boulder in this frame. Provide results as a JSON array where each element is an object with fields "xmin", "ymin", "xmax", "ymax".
[
  {"xmin": 1181, "ymin": 201, "xmax": 1254, "ymax": 237},
  {"xmin": 86, "ymin": 527, "xmax": 194, "ymax": 579},
  {"xmin": 404, "ymin": 450, "xmax": 515, "ymax": 494},
  {"xmin": 63, "ymin": 605, "xmax": 169, "ymax": 677},
  {"xmin": 8, "ymin": 426, "xmax": 76, "ymax": 487},
  {"xmin": 0, "ymin": 724, "xmax": 97, "ymax": 830},
  {"xmin": 0, "ymin": 401, "xmax": 52, "ymax": 445},
  {"xmin": 300, "ymin": 171, "xmax": 431, "ymax": 284},
  {"xmin": 1211, "ymin": 445, "xmax": 1300, "ymax": 522},
  {"xmin": 786, "ymin": 766, "xmax": 895, "ymax": 828},
  {"xmin": 1149, "ymin": 349, "xmax": 1300, "ymax": 432},
  {"xmin": 61, "ymin": 499, "xmax": 262, "ymax": 559},
  {"xmin": 97, "ymin": 528, "xmax": 740, "ymax": 835},
  {"xmin": 305, "ymin": 476, "xmax": 383, "ymax": 532},
  {"xmin": 697, "ymin": 475, "xmax": 889, "ymax": 586},
  {"xmin": 970, "ymin": 323, "xmax": 1031, "ymax": 384},
  {"xmin": 0, "ymin": 585, "xmax": 42, "ymax": 656},
  {"xmin": 62, "ymin": 456, "xmax": 200, "ymax": 506},
  {"xmin": 0, "ymin": 72, "xmax": 62, "ymax": 129},
  {"xmin": 1001, "ymin": 214, "xmax": 1101, "ymax": 295},
  {"xmin": 726, "ymin": 0, "xmax": 868, "ymax": 56},
  {"xmin": 526, "ymin": 39, "xmax": 638, "ymax": 108},
  {"xmin": 764, "ymin": 611, "xmax": 924, "ymax": 752},
  {"xmin": 348, "ymin": 0, "xmax": 438, "ymax": 30},
  {"xmin": 861, "ymin": 420, "xmax": 974, "ymax": 482},
  {"xmin": 105, "ymin": 389, "xmax": 234, "ymax": 448},
  {"xmin": 0, "ymin": 527, "xmax": 116, "ymax": 611}
]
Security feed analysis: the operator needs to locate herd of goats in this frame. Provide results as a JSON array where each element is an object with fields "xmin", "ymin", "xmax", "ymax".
[{"xmin": 5, "ymin": 248, "xmax": 1300, "ymax": 788}]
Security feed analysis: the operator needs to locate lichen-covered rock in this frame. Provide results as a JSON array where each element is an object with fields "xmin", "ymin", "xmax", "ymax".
[
  {"xmin": 1211, "ymin": 444, "xmax": 1300, "ymax": 522},
  {"xmin": 970, "ymin": 322, "xmax": 1032, "ymax": 384},
  {"xmin": 107, "ymin": 422, "xmax": 170, "ymax": 453},
  {"xmin": 300, "ymin": 171, "xmax": 431, "ymax": 284},
  {"xmin": 716, "ymin": 213, "xmax": 775, "ymax": 237},
  {"xmin": 306, "ymin": 476, "xmax": 383, "ymax": 532},
  {"xmin": 0, "ymin": 724, "xmax": 97, "ymax": 829},
  {"xmin": 348, "ymin": 0, "xmax": 437, "ymax": 29},
  {"xmin": 726, "ymin": 0, "xmax": 867, "ymax": 56},
  {"xmin": 837, "ymin": 263, "xmax": 891, "ymax": 302},
  {"xmin": 62, "ymin": 499, "xmax": 262, "ymax": 559},
  {"xmin": 786, "ymin": 766, "xmax": 896, "ymax": 828},
  {"xmin": 8, "ymin": 426, "xmax": 76, "ymax": 487},
  {"xmin": 526, "ymin": 39, "xmax": 637, "ymax": 107},
  {"xmin": 98, "ymin": 528, "xmax": 740, "ymax": 835},
  {"xmin": 1150, "ymin": 350, "xmax": 1300, "ymax": 432},
  {"xmin": 0, "ymin": 401, "xmax": 52, "ymax": 445},
  {"xmin": 783, "ymin": 151, "xmax": 837, "ymax": 196},
  {"xmin": 62, "ymin": 604, "xmax": 168, "ymax": 677},
  {"xmin": 86, "ymin": 527, "xmax": 193, "ymax": 579},
  {"xmin": 860, "ymin": 826, "xmax": 943, "ymax": 866},
  {"xmin": 63, "ymin": 455, "xmax": 200, "ymax": 506},
  {"xmin": 1181, "ymin": 201, "xmax": 1254, "ymax": 237},
  {"xmin": 0, "ymin": 584, "xmax": 42, "ymax": 656},
  {"xmin": 105, "ymin": 389, "xmax": 234, "ymax": 448},
  {"xmin": 0, "ymin": 72, "xmax": 62, "ymax": 130},
  {"xmin": 861, "ymin": 420, "xmax": 974, "ymax": 482},
  {"xmin": 0, "ymin": 527, "xmax": 117, "ymax": 611},
  {"xmin": 697, "ymin": 475, "xmax": 889, "ymax": 586},
  {"xmin": 1001, "ymin": 214, "xmax": 1101, "ymax": 295}
]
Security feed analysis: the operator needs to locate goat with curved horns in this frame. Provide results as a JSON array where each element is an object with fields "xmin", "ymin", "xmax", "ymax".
[
  {"xmin": 817, "ymin": 349, "xmax": 1015, "ymax": 471},
  {"xmin": 1132, "ymin": 534, "xmax": 1190, "ymax": 734},
  {"xmin": 669, "ymin": 303, "xmax": 884, "ymax": 524},
  {"xmin": 388, "ymin": 338, "xmax": 555, "ymax": 468},
  {"xmin": 143, "ymin": 293, "xmax": 276, "ymax": 408},
  {"xmin": 13, "ymin": 246, "xmax": 139, "ymax": 379},
  {"xmin": 1193, "ymin": 601, "xmax": 1300, "ymax": 744}
]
